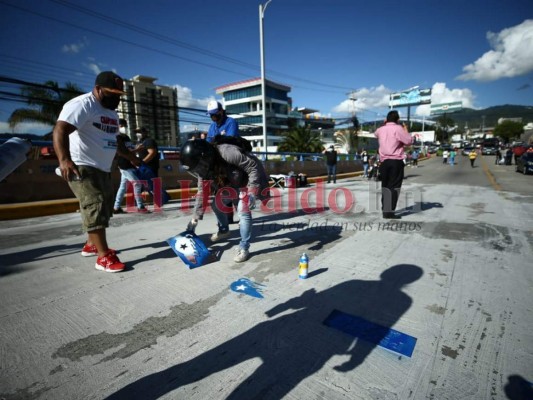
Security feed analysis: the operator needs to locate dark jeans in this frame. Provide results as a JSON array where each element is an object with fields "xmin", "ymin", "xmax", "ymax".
[
  {"xmin": 379, "ymin": 159, "xmax": 405, "ymax": 213},
  {"xmin": 327, "ymin": 164, "xmax": 336, "ymax": 183}
]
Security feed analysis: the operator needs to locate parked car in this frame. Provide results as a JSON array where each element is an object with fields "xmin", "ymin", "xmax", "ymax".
[
  {"xmin": 462, "ymin": 146, "xmax": 475, "ymax": 156},
  {"xmin": 515, "ymin": 152, "xmax": 533, "ymax": 175},
  {"xmin": 482, "ymin": 146, "xmax": 498, "ymax": 155}
]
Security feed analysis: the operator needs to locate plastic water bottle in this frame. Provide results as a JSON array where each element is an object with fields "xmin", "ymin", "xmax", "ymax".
[
  {"xmin": 55, "ymin": 167, "xmax": 82, "ymax": 181},
  {"xmin": 299, "ymin": 253, "xmax": 309, "ymax": 279}
]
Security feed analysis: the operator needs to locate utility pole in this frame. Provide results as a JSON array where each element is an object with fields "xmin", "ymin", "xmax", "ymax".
[{"xmin": 259, "ymin": 0, "xmax": 272, "ymax": 160}]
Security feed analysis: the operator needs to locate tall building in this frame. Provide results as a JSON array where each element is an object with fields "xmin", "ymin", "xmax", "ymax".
[
  {"xmin": 215, "ymin": 77, "xmax": 291, "ymax": 151},
  {"xmin": 118, "ymin": 75, "xmax": 180, "ymax": 147}
]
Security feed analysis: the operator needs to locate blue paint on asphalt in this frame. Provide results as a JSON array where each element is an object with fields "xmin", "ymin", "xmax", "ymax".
[
  {"xmin": 230, "ymin": 278, "xmax": 265, "ymax": 299},
  {"xmin": 323, "ymin": 309, "xmax": 417, "ymax": 357}
]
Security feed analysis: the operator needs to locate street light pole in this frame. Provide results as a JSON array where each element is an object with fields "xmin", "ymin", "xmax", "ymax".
[{"xmin": 259, "ymin": 0, "xmax": 272, "ymax": 160}]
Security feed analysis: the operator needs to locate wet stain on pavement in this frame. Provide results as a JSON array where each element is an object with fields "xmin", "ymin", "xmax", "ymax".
[
  {"xmin": 440, "ymin": 249, "xmax": 453, "ymax": 262},
  {"xmin": 466, "ymin": 202, "xmax": 493, "ymax": 218},
  {"xmin": 426, "ymin": 304, "xmax": 446, "ymax": 315},
  {"xmin": 441, "ymin": 345, "xmax": 459, "ymax": 359},
  {"xmin": 420, "ymin": 222, "xmax": 519, "ymax": 253},
  {"xmin": 52, "ymin": 291, "xmax": 225, "ymax": 363}
]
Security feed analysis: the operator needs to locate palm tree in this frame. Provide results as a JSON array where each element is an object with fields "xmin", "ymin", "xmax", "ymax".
[
  {"xmin": 277, "ymin": 126, "xmax": 324, "ymax": 153},
  {"xmin": 334, "ymin": 129, "xmax": 359, "ymax": 154},
  {"xmin": 8, "ymin": 81, "xmax": 83, "ymax": 129}
]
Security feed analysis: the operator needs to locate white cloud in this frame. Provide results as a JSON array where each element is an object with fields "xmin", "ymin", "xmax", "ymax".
[
  {"xmin": 84, "ymin": 62, "xmax": 102, "ymax": 75},
  {"xmin": 457, "ymin": 19, "xmax": 533, "ymax": 81},
  {"xmin": 332, "ymin": 84, "xmax": 390, "ymax": 114},
  {"xmin": 174, "ymin": 84, "xmax": 215, "ymax": 110},
  {"xmin": 331, "ymin": 83, "xmax": 477, "ymax": 118},
  {"xmin": 61, "ymin": 37, "xmax": 88, "ymax": 54},
  {"xmin": 415, "ymin": 82, "xmax": 477, "ymax": 116}
]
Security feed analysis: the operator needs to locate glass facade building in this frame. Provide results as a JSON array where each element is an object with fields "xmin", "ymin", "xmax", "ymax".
[{"xmin": 215, "ymin": 78, "xmax": 291, "ymax": 151}]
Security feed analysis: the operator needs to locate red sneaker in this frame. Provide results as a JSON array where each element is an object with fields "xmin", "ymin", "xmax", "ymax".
[
  {"xmin": 95, "ymin": 251, "xmax": 125, "ymax": 273},
  {"xmin": 81, "ymin": 243, "xmax": 115, "ymax": 257}
]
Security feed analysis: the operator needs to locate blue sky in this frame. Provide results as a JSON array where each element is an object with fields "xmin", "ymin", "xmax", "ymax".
[{"xmin": 0, "ymin": 0, "xmax": 532, "ymax": 135}]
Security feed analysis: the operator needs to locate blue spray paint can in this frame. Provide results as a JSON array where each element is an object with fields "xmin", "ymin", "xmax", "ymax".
[{"xmin": 299, "ymin": 253, "xmax": 309, "ymax": 279}]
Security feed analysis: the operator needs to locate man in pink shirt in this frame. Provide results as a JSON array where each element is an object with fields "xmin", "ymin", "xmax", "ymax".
[{"xmin": 374, "ymin": 110, "xmax": 413, "ymax": 219}]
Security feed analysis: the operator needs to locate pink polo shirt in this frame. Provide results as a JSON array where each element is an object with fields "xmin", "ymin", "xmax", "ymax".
[{"xmin": 374, "ymin": 122, "xmax": 413, "ymax": 161}]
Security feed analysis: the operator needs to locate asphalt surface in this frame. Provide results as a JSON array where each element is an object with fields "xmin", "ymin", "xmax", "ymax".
[{"xmin": 0, "ymin": 155, "xmax": 532, "ymax": 400}]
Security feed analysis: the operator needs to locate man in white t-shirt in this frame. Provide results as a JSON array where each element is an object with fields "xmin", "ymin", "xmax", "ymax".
[{"xmin": 53, "ymin": 71, "xmax": 139, "ymax": 273}]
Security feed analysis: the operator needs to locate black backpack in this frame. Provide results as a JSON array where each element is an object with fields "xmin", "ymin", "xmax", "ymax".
[{"xmin": 212, "ymin": 134, "xmax": 253, "ymax": 153}]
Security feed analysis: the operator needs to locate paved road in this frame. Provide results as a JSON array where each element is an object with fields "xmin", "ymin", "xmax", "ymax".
[{"xmin": 0, "ymin": 155, "xmax": 532, "ymax": 400}]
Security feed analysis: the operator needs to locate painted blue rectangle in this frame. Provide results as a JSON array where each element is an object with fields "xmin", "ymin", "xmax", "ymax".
[{"xmin": 323, "ymin": 309, "xmax": 417, "ymax": 357}]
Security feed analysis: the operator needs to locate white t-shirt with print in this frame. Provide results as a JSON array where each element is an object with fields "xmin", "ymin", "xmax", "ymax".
[{"xmin": 58, "ymin": 92, "xmax": 119, "ymax": 172}]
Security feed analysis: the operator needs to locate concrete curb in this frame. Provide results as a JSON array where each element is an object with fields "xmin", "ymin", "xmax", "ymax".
[{"xmin": 3, "ymin": 161, "xmax": 439, "ymax": 221}]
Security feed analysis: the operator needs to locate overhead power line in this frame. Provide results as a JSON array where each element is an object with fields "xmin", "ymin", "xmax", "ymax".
[{"xmin": 1, "ymin": 0, "xmax": 356, "ymax": 93}]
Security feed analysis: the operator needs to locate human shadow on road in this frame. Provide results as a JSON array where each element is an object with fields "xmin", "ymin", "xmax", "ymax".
[
  {"xmin": 201, "ymin": 208, "xmax": 341, "ymax": 259},
  {"xmin": 504, "ymin": 375, "xmax": 533, "ymax": 400},
  {"xmin": 398, "ymin": 201, "xmax": 444, "ymax": 217},
  {"xmin": 0, "ymin": 243, "xmax": 83, "ymax": 275},
  {"xmin": 105, "ymin": 264, "xmax": 423, "ymax": 400}
]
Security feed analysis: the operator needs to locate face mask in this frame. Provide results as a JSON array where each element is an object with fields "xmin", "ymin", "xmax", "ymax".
[
  {"xmin": 100, "ymin": 94, "xmax": 121, "ymax": 110},
  {"xmin": 119, "ymin": 127, "xmax": 126, "ymax": 134},
  {"xmin": 136, "ymin": 133, "xmax": 143, "ymax": 141},
  {"xmin": 184, "ymin": 158, "xmax": 213, "ymax": 180}
]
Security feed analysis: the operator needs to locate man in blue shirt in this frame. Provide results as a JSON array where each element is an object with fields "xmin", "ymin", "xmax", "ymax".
[{"xmin": 206, "ymin": 100, "xmax": 239, "ymax": 142}]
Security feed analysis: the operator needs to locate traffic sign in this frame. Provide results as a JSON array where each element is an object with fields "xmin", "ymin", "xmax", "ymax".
[{"xmin": 430, "ymin": 101, "xmax": 462, "ymax": 115}]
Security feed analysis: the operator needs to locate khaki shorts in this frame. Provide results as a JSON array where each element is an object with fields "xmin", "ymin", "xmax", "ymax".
[{"xmin": 69, "ymin": 165, "xmax": 113, "ymax": 232}]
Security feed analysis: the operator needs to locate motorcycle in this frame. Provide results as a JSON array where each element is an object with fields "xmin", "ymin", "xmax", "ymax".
[{"xmin": 367, "ymin": 157, "xmax": 381, "ymax": 181}]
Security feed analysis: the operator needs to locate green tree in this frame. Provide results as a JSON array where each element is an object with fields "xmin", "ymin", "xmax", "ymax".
[
  {"xmin": 277, "ymin": 125, "xmax": 323, "ymax": 153},
  {"xmin": 8, "ymin": 81, "xmax": 83, "ymax": 128},
  {"xmin": 493, "ymin": 120, "xmax": 524, "ymax": 144},
  {"xmin": 435, "ymin": 115, "xmax": 456, "ymax": 143}
]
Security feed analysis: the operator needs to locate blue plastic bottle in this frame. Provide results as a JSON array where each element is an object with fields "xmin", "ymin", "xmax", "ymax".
[{"xmin": 299, "ymin": 253, "xmax": 309, "ymax": 279}]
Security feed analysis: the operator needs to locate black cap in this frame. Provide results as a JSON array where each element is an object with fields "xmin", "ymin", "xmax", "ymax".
[{"xmin": 95, "ymin": 71, "xmax": 125, "ymax": 94}]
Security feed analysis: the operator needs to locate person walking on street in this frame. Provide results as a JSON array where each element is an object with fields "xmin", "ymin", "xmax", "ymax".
[
  {"xmin": 449, "ymin": 149, "xmax": 456, "ymax": 165},
  {"xmin": 135, "ymin": 127, "xmax": 159, "ymax": 177},
  {"xmin": 205, "ymin": 100, "xmax": 239, "ymax": 142},
  {"xmin": 411, "ymin": 149, "xmax": 419, "ymax": 168},
  {"xmin": 468, "ymin": 149, "xmax": 477, "ymax": 167},
  {"xmin": 495, "ymin": 148, "xmax": 502, "ymax": 165},
  {"xmin": 113, "ymin": 119, "xmax": 147, "ymax": 213},
  {"xmin": 374, "ymin": 110, "xmax": 413, "ymax": 219},
  {"xmin": 180, "ymin": 140, "xmax": 270, "ymax": 263},
  {"xmin": 53, "ymin": 71, "xmax": 139, "ymax": 273},
  {"xmin": 442, "ymin": 149, "xmax": 449, "ymax": 164},
  {"xmin": 361, "ymin": 148, "xmax": 369, "ymax": 177},
  {"xmin": 323, "ymin": 145, "xmax": 337, "ymax": 183}
]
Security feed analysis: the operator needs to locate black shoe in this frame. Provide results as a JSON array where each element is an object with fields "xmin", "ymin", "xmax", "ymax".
[
  {"xmin": 383, "ymin": 212, "xmax": 401, "ymax": 219},
  {"xmin": 113, "ymin": 207, "xmax": 124, "ymax": 214}
]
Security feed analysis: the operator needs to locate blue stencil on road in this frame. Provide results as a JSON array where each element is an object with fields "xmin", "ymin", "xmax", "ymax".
[
  {"xmin": 323, "ymin": 309, "xmax": 417, "ymax": 357},
  {"xmin": 230, "ymin": 278, "xmax": 265, "ymax": 299}
]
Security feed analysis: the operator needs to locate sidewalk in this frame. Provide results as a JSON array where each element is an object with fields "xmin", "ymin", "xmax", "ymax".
[{"xmin": 0, "ymin": 172, "xmax": 364, "ymax": 220}]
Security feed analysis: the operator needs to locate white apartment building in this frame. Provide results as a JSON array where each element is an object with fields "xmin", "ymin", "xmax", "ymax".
[{"xmin": 118, "ymin": 75, "xmax": 180, "ymax": 147}]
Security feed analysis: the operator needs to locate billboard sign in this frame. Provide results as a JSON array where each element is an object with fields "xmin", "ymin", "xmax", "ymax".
[
  {"xmin": 430, "ymin": 101, "xmax": 463, "ymax": 115},
  {"xmin": 389, "ymin": 87, "xmax": 431, "ymax": 108}
]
